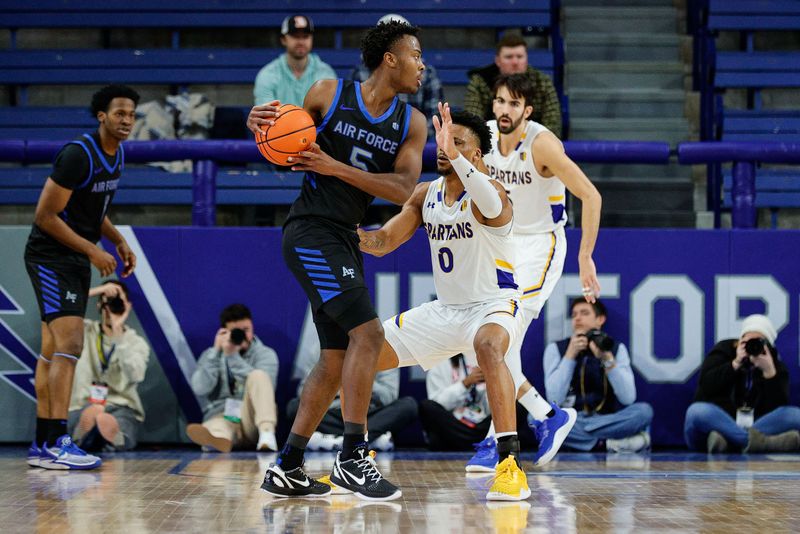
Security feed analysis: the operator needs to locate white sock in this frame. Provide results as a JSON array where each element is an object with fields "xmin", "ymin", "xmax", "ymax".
[
  {"xmin": 495, "ymin": 431, "xmax": 517, "ymax": 439},
  {"xmin": 485, "ymin": 421, "xmax": 495, "ymax": 440},
  {"xmin": 519, "ymin": 387, "xmax": 553, "ymax": 422}
]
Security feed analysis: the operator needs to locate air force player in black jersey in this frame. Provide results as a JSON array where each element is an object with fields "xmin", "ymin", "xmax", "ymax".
[
  {"xmin": 24, "ymin": 85, "xmax": 139, "ymax": 470},
  {"xmin": 248, "ymin": 21, "xmax": 427, "ymax": 500}
]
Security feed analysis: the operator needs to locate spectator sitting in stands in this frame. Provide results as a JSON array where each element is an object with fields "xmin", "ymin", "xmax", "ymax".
[
  {"xmin": 544, "ymin": 298, "xmax": 653, "ymax": 453},
  {"xmin": 253, "ymin": 14, "xmax": 336, "ymax": 107},
  {"xmin": 419, "ymin": 354, "xmax": 492, "ymax": 451},
  {"xmin": 464, "ymin": 33, "xmax": 562, "ymax": 137},
  {"xmin": 684, "ymin": 314, "xmax": 800, "ymax": 453},
  {"xmin": 187, "ymin": 304, "xmax": 279, "ymax": 452},
  {"xmin": 68, "ymin": 281, "xmax": 149, "ymax": 452},
  {"xmin": 286, "ymin": 336, "xmax": 418, "ymax": 452},
  {"xmin": 350, "ymin": 13, "xmax": 444, "ymax": 139}
]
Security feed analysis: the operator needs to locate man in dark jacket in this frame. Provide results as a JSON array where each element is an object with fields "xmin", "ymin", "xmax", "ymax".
[
  {"xmin": 463, "ymin": 34, "xmax": 562, "ymax": 137},
  {"xmin": 684, "ymin": 314, "xmax": 800, "ymax": 453}
]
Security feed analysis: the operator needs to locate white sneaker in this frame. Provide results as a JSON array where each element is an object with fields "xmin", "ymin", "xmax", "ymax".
[
  {"xmin": 369, "ymin": 432, "xmax": 394, "ymax": 452},
  {"xmin": 257, "ymin": 430, "xmax": 277, "ymax": 451},
  {"xmin": 307, "ymin": 432, "xmax": 339, "ymax": 451},
  {"xmin": 607, "ymin": 430, "xmax": 651, "ymax": 453}
]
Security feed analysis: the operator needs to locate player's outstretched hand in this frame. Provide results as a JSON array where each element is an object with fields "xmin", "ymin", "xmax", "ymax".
[
  {"xmin": 288, "ymin": 143, "xmax": 341, "ymax": 176},
  {"xmin": 246, "ymin": 100, "xmax": 280, "ymax": 135},
  {"xmin": 432, "ymin": 102, "xmax": 458, "ymax": 160},
  {"xmin": 357, "ymin": 227, "xmax": 388, "ymax": 257},
  {"xmin": 579, "ymin": 256, "xmax": 601, "ymax": 304}
]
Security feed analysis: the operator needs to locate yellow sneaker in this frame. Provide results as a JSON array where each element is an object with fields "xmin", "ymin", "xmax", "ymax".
[
  {"xmin": 486, "ymin": 455, "xmax": 531, "ymax": 501},
  {"xmin": 318, "ymin": 474, "xmax": 352, "ymax": 495}
]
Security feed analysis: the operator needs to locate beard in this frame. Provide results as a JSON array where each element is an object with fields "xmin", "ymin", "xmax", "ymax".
[
  {"xmin": 436, "ymin": 161, "xmax": 453, "ymax": 175},
  {"xmin": 497, "ymin": 114, "xmax": 525, "ymax": 134}
]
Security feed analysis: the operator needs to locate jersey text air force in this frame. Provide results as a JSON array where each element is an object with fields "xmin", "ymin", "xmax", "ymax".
[{"xmin": 286, "ymin": 80, "xmax": 413, "ymax": 228}]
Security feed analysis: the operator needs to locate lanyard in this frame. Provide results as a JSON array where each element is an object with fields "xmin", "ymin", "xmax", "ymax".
[
  {"xmin": 224, "ymin": 357, "xmax": 237, "ymax": 395},
  {"xmin": 96, "ymin": 331, "xmax": 116, "ymax": 372}
]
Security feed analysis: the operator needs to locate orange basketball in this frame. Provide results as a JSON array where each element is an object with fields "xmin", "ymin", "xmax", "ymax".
[{"xmin": 255, "ymin": 104, "xmax": 316, "ymax": 166}]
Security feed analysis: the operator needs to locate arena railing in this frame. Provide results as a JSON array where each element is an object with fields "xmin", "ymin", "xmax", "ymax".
[{"xmin": 2, "ymin": 140, "xmax": 798, "ymax": 229}]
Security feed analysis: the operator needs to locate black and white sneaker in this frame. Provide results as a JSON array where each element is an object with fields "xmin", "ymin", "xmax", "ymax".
[
  {"xmin": 261, "ymin": 462, "xmax": 332, "ymax": 498},
  {"xmin": 329, "ymin": 447, "xmax": 402, "ymax": 501}
]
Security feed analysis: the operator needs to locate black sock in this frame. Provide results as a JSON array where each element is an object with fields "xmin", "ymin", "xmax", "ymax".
[
  {"xmin": 546, "ymin": 409, "xmax": 556, "ymax": 418},
  {"xmin": 341, "ymin": 422, "xmax": 366, "ymax": 460},
  {"xmin": 35, "ymin": 418, "xmax": 48, "ymax": 448},
  {"xmin": 47, "ymin": 419, "xmax": 68, "ymax": 445},
  {"xmin": 497, "ymin": 434, "xmax": 521, "ymax": 467},
  {"xmin": 277, "ymin": 433, "xmax": 308, "ymax": 471}
]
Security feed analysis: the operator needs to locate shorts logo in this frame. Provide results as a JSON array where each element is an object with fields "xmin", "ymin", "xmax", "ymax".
[
  {"xmin": 342, "ymin": 266, "xmax": 355, "ymax": 279},
  {"xmin": 426, "ymin": 202, "xmax": 435, "ymax": 209},
  {"xmin": 65, "ymin": 291, "xmax": 77, "ymax": 303}
]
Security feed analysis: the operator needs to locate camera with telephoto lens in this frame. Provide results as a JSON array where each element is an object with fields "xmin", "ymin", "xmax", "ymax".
[
  {"xmin": 102, "ymin": 296, "xmax": 125, "ymax": 315},
  {"xmin": 744, "ymin": 337, "xmax": 766, "ymax": 357},
  {"xmin": 229, "ymin": 328, "xmax": 246, "ymax": 346},
  {"xmin": 583, "ymin": 328, "xmax": 615, "ymax": 352}
]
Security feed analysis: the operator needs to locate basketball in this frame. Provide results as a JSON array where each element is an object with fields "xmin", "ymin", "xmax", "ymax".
[{"xmin": 255, "ymin": 104, "xmax": 316, "ymax": 166}]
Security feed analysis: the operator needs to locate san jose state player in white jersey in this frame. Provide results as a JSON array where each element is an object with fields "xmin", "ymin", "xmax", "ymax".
[
  {"xmin": 358, "ymin": 104, "xmax": 530, "ymax": 501},
  {"xmin": 465, "ymin": 73, "xmax": 603, "ymax": 472}
]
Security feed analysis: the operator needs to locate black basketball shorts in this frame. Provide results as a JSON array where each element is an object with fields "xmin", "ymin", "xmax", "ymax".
[
  {"xmin": 24, "ymin": 254, "xmax": 91, "ymax": 323},
  {"xmin": 282, "ymin": 218, "xmax": 378, "ymax": 349}
]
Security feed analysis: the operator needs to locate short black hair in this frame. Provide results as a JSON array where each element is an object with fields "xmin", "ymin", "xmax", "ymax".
[
  {"xmin": 494, "ymin": 73, "xmax": 536, "ymax": 109},
  {"xmin": 361, "ymin": 20, "xmax": 420, "ymax": 72},
  {"xmin": 496, "ymin": 34, "xmax": 527, "ymax": 54},
  {"xmin": 103, "ymin": 279, "xmax": 130, "ymax": 300},
  {"xmin": 90, "ymin": 84, "xmax": 140, "ymax": 116},
  {"xmin": 450, "ymin": 110, "xmax": 492, "ymax": 156},
  {"xmin": 570, "ymin": 298, "xmax": 607, "ymax": 318},
  {"xmin": 220, "ymin": 303, "xmax": 252, "ymax": 327}
]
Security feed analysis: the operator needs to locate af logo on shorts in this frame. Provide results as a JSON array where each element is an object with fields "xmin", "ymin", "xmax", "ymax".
[{"xmin": 342, "ymin": 267, "xmax": 355, "ymax": 279}]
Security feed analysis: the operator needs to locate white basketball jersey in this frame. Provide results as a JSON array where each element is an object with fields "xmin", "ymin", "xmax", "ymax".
[
  {"xmin": 422, "ymin": 177, "xmax": 520, "ymax": 306},
  {"xmin": 485, "ymin": 120, "xmax": 567, "ymax": 234}
]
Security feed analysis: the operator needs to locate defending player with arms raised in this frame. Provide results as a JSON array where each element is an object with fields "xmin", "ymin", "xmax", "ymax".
[
  {"xmin": 465, "ymin": 73, "xmax": 603, "ymax": 472},
  {"xmin": 247, "ymin": 21, "xmax": 427, "ymax": 501},
  {"xmin": 24, "ymin": 84, "xmax": 139, "ymax": 470},
  {"xmin": 357, "ymin": 105, "xmax": 530, "ymax": 501}
]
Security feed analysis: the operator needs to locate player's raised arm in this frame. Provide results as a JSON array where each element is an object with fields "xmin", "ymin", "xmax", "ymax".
[
  {"xmin": 434, "ymin": 102, "xmax": 512, "ymax": 228},
  {"xmin": 534, "ymin": 133, "xmax": 602, "ymax": 301},
  {"xmin": 358, "ymin": 182, "xmax": 428, "ymax": 257}
]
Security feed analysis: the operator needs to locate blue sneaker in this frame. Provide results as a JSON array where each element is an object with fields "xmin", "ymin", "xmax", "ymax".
[
  {"xmin": 41, "ymin": 435, "xmax": 102, "ymax": 470},
  {"xmin": 465, "ymin": 436, "xmax": 499, "ymax": 473},
  {"xmin": 27, "ymin": 441, "xmax": 41, "ymax": 468},
  {"xmin": 530, "ymin": 403, "xmax": 577, "ymax": 467}
]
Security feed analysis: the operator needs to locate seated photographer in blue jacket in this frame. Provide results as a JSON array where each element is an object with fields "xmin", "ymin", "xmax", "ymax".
[
  {"xmin": 543, "ymin": 298, "xmax": 653, "ymax": 453},
  {"xmin": 684, "ymin": 314, "xmax": 800, "ymax": 453}
]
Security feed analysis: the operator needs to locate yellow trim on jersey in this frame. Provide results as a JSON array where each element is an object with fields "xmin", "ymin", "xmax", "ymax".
[
  {"xmin": 522, "ymin": 232, "xmax": 557, "ymax": 295},
  {"xmin": 548, "ymin": 195, "xmax": 564, "ymax": 202},
  {"xmin": 393, "ymin": 312, "xmax": 406, "ymax": 328},
  {"xmin": 495, "ymin": 259, "xmax": 515, "ymax": 271}
]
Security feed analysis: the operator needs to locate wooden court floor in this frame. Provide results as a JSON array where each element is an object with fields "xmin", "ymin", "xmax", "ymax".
[{"xmin": 2, "ymin": 448, "xmax": 800, "ymax": 533}]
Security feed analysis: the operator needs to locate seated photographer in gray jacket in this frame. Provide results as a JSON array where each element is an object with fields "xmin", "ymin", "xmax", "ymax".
[
  {"xmin": 543, "ymin": 298, "xmax": 653, "ymax": 453},
  {"xmin": 187, "ymin": 304, "xmax": 279, "ymax": 452}
]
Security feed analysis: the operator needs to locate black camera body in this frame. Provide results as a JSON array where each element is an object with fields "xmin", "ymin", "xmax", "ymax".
[
  {"xmin": 744, "ymin": 337, "xmax": 766, "ymax": 357},
  {"xmin": 229, "ymin": 328, "xmax": 246, "ymax": 346},
  {"xmin": 583, "ymin": 329, "xmax": 615, "ymax": 352},
  {"xmin": 103, "ymin": 296, "xmax": 125, "ymax": 315}
]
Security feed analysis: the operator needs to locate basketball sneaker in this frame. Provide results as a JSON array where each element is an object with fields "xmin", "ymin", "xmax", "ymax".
[
  {"xmin": 40, "ymin": 435, "xmax": 102, "ymax": 470},
  {"xmin": 318, "ymin": 474, "xmax": 352, "ymax": 495},
  {"xmin": 261, "ymin": 462, "xmax": 332, "ymax": 498},
  {"xmin": 27, "ymin": 441, "xmax": 41, "ymax": 468},
  {"xmin": 486, "ymin": 454, "xmax": 530, "ymax": 501},
  {"xmin": 530, "ymin": 402, "xmax": 577, "ymax": 466},
  {"xmin": 330, "ymin": 445, "xmax": 402, "ymax": 501},
  {"xmin": 465, "ymin": 436, "xmax": 499, "ymax": 473}
]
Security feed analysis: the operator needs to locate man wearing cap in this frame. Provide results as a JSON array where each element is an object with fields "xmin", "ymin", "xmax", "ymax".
[
  {"xmin": 684, "ymin": 314, "xmax": 800, "ymax": 453},
  {"xmin": 254, "ymin": 14, "xmax": 337, "ymax": 107}
]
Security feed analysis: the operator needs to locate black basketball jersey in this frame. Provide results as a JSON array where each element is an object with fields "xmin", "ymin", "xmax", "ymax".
[
  {"xmin": 25, "ymin": 132, "xmax": 125, "ymax": 261},
  {"xmin": 286, "ymin": 79, "xmax": 413, "ymax": 228}
]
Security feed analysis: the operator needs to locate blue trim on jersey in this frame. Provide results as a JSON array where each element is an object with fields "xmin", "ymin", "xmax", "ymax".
[
  {"xmin": 40, "ymin": 285, "xmax": 60, "ymax": 301},
  {"xmin": 308, "ymin": 272, "xmax": 336, "ymax": 280},
  {"xmin": 69, "ymin": 141, "xmax": 94, "ymax": 190},
  {"xmin": 119, "ymin": 142, "xmax": 125, "ymax": 171},
  {"xmin": 37, "ymin": 270, "xmax": 59, "ymax": 287},
  {"xmin": 400, "ymin": 104, "xmax": 412, "ymax": 144},
  {"xmin": 496, "ymin": 269, "xmax": 519, "ymax": 290},
  {"xmin": 303, "ymin": 264, "xmax": 332, "ymax": 271},
  {"xmin": 299, "ymin": 255, "xmax": 326, "ymax": 264},
  {"xmin": 83, "ymin": 133, "xmax": 120, "ymax": 174},
  {"xmin": 354, "ymin": 81, "xmax": 398, "ymax": 124},
  {"xmin": 43, "ymin": 300, "xmax": 60, "ymax": 315},
  {"xmin": 318, "ymin": 289, "xmax": 342, "ymax": 303},
  {"xmin": 42, "ymin": 293, "xmax": 60, "ymax": 308},
  {"xmin": 37, "ymin": 265, "xmax": 56, "ymax": 275},
  {"xmin": 311, "ymin": 280, "xmax": 341, "ymax": 289},
  {"xmin": 295, "ymin": 247, "xmax": 323, "ymax": 256},
  {"xmin": 39, "ymin": 278, "xmax": 59, "ymax": 294},
  {"xmin": 317, "ymin": 79, "xmax": 344, "ymax": 133},
  {"xmin": 457, "ymin": 190, "xmax": 467, "ymax": 201},
  {"xmin": 307, "ymin": 173, "xmax": 317, "ymax": 190}
]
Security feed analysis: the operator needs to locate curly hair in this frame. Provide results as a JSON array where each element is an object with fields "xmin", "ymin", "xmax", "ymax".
[
  {"xmin": 90, "ymin": 84, "xmax": 140, "ymax": 116},
  {"xmin": 361, "ymin": 20, "xmax": 420, "ymax": 72},
  {"xmin": 450, "ymin": 110, "xmax": 493, "ymax": 156}
]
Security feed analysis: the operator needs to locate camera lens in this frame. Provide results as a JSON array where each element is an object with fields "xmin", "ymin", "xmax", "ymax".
[
  {"xmin": 586, "ymin": 329, "xmax": 615, "ymax": 352},
  {"xmin": 106, "ymin": 296, "xmax": 125, "ymax": 315},
  {"xmin": 744, "ymin": 338, "xmax": 766, "ymax": 357},
  {"xmin": 229, "ymin": 328, "xmax": 246, "ymax": 345}
]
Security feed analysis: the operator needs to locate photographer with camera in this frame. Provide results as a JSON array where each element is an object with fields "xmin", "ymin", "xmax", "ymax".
[
  {"xmin": 684, "ymin": 314, "xmax": 800, "ymax": 453},
  {"xmin": 187, "ymin": 304, "xmax": 279, "ymax": 452},
  {"xmin": 68, "ymin": 280, "xmax": 149, "ymax": 451},
  {"xmin": 543, "ymin": 298, "xmax": 653, "ymax": 452}
]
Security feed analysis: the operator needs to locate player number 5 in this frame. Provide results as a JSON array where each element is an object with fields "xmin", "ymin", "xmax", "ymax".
[{"xmin": 350, "ymin": 147, "xmax": 373, "ymax": 172}]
